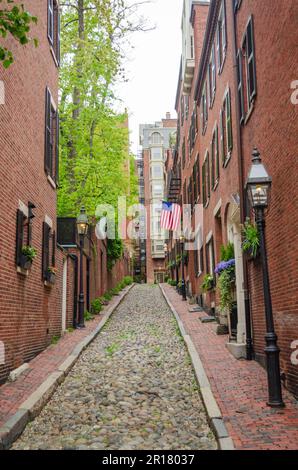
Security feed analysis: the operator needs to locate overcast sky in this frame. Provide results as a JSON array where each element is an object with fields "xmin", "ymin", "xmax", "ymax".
[{"xmin": 116, "ymin": 0, "xmax": 183, "ymax": 155}]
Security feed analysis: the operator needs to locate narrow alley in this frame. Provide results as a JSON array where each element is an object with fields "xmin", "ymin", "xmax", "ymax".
[{"xmin": 12, "ymin": 285, "xmax": 216, "ymax": 451}]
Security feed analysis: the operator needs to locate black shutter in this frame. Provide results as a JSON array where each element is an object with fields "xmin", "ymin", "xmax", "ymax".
[
  {"xmin": 48, "ymin": 0, "xmax": 54, "ymax": 45},
  {"xmin": 237, "ymin": 50, "xmax": 245, "ymax": 124},
  {"xmin": 55, "ymin": 111, "xmax": 59, "ymax": 184},
  {"xmin": 42, "ymin": 222, "xmax": 51, "ymax": 279},
  {"xmin": 16, "ymin": 210, "xmax": 25, "ymax": 266},
  {"xmin": 57, "ymin": 5, "xmax": 61, "ymax": 65},
  {"xmin": 226, "ymin": 89, "xmax": 233, "ymax": 152},
  {"xmin": 202, "ymin": 161, "xmax": 206, "ymax": 207},
  {"xmin": 45, "ymin": 87, "xmax": 52, "ymax": 175},
  {"xmin": 52, "ymin": 230, "xmax": 56, "ymax": 267},
  {"xmin": 247, "ymin": 16, "xmax": 257, "ymax": 105}
]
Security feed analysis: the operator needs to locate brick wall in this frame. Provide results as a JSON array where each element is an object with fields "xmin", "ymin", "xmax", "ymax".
[
  {"xmin": 236, "ymin": 0, "xmax": 298, "ymax": 396},
  {"xmin": 0, "ymin": 1, "xmax": 60, "ymax": 383}
]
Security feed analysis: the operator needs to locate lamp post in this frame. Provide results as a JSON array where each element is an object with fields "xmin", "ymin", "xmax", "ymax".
[
  {"xmin": 76, "ymin": 206, "xmax": 89, "ymax": 329},
  {"xmin": 179, "ymin": 235, "xmax": 187, "ymax": 301},
  {"xmin": 246, "ymin": 148, "xmax": 284, "ymax": 408}
]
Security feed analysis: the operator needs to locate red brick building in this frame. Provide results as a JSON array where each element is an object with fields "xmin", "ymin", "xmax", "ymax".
[
  {"xmin": 167, "ymin": 0, "xmax": 298, "ymax": 398},
  {"xmin": 0, "ymin": 0, "xmax": 62, "ymax": 382},
  {"xmin": 139, "ymin": 114, "xmax": 177, "ymax": 283},
  {"xmin": 0, "ymin": 1, "xmax": 132, "ymax": 384}
]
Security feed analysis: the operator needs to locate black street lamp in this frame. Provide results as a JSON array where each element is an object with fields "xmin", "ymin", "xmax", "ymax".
[
  {"xmin": 246, "ymin": 148, "xmax": 284, "ymax": 408},
  {"xmin": 76, "ymin": 206, "xmax": 89, "ymax": 329},
  {"xmin": 179, "ymin": 234, "xmax": 187, "ymax": 301}
]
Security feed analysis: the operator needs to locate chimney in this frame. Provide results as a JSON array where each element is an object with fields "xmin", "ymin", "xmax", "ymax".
[{"xmin": 166, "ymin": 112, "xmax": 171, "ymax": 119}]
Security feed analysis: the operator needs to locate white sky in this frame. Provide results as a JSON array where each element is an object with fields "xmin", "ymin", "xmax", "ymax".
[{"xmin": 116, "ymin": 0, "xmax": 183, "ymax": 155}]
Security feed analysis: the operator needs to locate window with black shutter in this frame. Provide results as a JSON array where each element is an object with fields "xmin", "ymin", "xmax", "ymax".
[
  {"xmin": 201, "ymin": 82, "xmax": 208, "ymax": 134},
  {"xmin": 196, "ymin": 154, "xmax": 201, "ymax": 199},
  {"xmin": 42, "ymin": 223, "xmax": 56, "ymax": 281},
  {"xmin": 45, "ymin": 87, "xmax": 59, "ymax": 184},
  {"xmin": 220, "ymin": 88, "xmax": 233, "ymax": 167},
  {"xmin": 216, "ymin": 0, "xmax": 227, "ymax": 73},
  {"xmin": 202, "ymin": 152, "xmax": 210, "ymax": 208},
  {"xmin": 16, "ymin": 209, "xmax": 25, "ymax": 267},
  {"xmin": 208, "ymin": 44, "xmax": 216, "ymax": 107},
  {"xmin": 211, "ymin": 125, "xmax": 219, "ymax": 190},
  {"xmin": 242, "ymin": 16, "xmax": 257, "ymax": 112},
  {"xmin": 237, "ymin": 50, "xmax": 245, "ymax": 124},
  {"xmin": 42, "ymin": 222, "xmax": 51, "ymax": 280},
  {"xmin": 193, "ymin": 163, "xmax": 197, "ymax": 203},
  {"xmin": 48, "ymin": 0, "xmax": 61, "ymax": 65}
]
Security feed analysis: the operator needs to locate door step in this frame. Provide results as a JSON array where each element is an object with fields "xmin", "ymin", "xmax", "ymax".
[{"xmin": 200, "ymin": 316, "xmax": 217, "ymax": 323}]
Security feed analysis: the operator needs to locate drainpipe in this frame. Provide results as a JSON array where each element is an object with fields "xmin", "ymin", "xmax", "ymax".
[
  {"xmin": 69, "ymin": 254, "xmax": 78, "ymax": 329},
  {"xmin": 231, "ymin": 3, "xmax": 253, "ymax": 360}
]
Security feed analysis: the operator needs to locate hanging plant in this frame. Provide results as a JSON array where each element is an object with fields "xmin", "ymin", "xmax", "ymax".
[
  {"xmin": 218, "ymin": 270, "xmax": 234, "ymax": 311},
  {"xmin": 242, "ymin": 220, "xmax": 260, "ymax": 258},
  {"xmin": 201, "ymin": 274, "xmax": 215, "ymax": 292}
]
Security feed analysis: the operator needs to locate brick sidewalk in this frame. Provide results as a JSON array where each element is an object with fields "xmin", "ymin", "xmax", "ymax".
[
  {"xmin": 0, "ymin": 291, "xmax": 128, "ymax": 430},
  {"xmin": 162, "ymin": 283, "xmax": 298, "ymax": 450}
]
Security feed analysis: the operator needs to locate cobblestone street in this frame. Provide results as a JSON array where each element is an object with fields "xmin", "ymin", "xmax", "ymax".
[{"xmin": 12, "ymin": 285, "xmax": 216, "ymax": 450}]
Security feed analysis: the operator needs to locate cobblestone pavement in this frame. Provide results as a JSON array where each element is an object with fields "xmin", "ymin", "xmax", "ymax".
[{"xmin": 12, "ymin": 285, "xmax": 217, "ymax": 450}]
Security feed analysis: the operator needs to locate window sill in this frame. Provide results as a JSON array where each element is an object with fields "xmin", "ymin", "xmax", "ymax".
[
  {"xmin": 17, "ymin": 266, "xmax": 29, "ymax": 277},
  {"xmin": 47, "ymin": 175, "xmax": 57, "ymax": 190}
]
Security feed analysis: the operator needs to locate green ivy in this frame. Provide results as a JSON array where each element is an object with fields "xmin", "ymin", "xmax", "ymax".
[
  {"xmin": 0, "ymin": 0, "xmax": 38, "ymax": 68},
  {"xmin": 220, "ymin": 242, "xmax": 234, "ymax": 261},
  {"xmin": 201, "ymin": 274, "xmax": 214, "ymax": 292},
  {"xmin": 218, "ymin": 270, "xmax": 233, "ymax": 311},
  {"xmin": 107, "ymin": 238, "xmax": 123, "ymax": 272}
]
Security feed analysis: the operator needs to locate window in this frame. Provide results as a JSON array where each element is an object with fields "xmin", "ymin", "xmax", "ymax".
[
  {"xmin": 208, "ymin": 44, "xmax": 216, "ymax": 106},
  {"xmin": 211, "ymin": 125, "xmax": 219, "ymax": 189},
  {"xmin": 185, "ymin": 95, "xmax": 190, "ymax": 120},
  {"xmin": 16, "ymin": 209, "xmax": 31, "ymax": 268},
  {"xmin": 201, "ymin": 82, "xmax": 208, "ymax": 134},
  {"xmin": 151, "ymin": 132, "xmax": 162, "ymax": 145},
  {"xmin": 202, "ymin": 152, "xmax": 210, "ymax": 207},
  {"xmin": 45, "ymin": 87, "xmax": 59, "ymax": 184},
  {"xmin": 188, "ymin": 177, "xmax": 193, "ymax": 211},
  {"xmin": 195, "ymin": 154, "xmax": 200, "ymax": 200},
  {"xmin": 152, "ymin": 183, "xmax": 163, "ymax": 198},
  {"xmin": 220, "ymin": 88, "xmax": 233, "ymax": 166},
  {"xmin": 206, "ymin": 236, "xmax": 215, "ymax": 276},
  {"xmin": 42, "ymin": 222, "xmax": 56, "ymax": 281},
  {"xmin": 181, "ymin": 95, "xmax": 185, "ymax": 125},
  {"xmin": 193, "ymin": 161, "xmax": 198, "ymax": 203},
  {"xmin": 237, "ymin": 50, "xmax": 245, "ymax": 124},
  {"xmin": 182, "ymin": 138, "xmax": 186, "ymax": 169},
  {"xmin": 189, "ymin": 106, "xmax": 197, "ymax": 153},
  {"xmin": 151, "ymin": 147, "xmax": 162, "ymax": 160},
  {"xmin": 151, "ymin": 164, "xmax": 163, "ymax": 179},
  {"xmin": 216, "ymin": 0, "xmax": 227, "ymax": 73},
  {"xmin": 194, "ymin": 244, "xmax": 204, "ymax": 276},
  {"xmin": 241, "ymin": 16, "xmax": 257, "ymax": 114},
  {"xmin": 48, "ymin": 0, "xmax": 60, "ymax": 65}
]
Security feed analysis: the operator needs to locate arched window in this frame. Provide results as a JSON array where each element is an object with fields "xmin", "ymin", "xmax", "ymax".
[{"xmin": 151, "ymin": 132, "xmax": 162, "ymax": 144}]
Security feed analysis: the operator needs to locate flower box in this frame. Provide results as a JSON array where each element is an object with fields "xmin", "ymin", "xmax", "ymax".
[
  {"xmin": 45, "ymin": 271, "xmax": 56, "ymax": 285},
  {"xmin": 19, "ymin": 254, "xmax": 32, "ymax": 270}
]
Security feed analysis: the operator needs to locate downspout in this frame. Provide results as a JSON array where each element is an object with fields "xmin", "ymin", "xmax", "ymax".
[
  {"xmin": 231, "ymin": 2, "xmax": 253, "ymax": 360},
  {"xmin": 69, "ymin": 254, "xmax": 78, "ymax": 329}
]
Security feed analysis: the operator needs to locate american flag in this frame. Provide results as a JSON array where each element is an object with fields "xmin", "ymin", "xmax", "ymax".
[{"xmin": 160, "ymin": 201, "xmax": 181, "ymax": 232}]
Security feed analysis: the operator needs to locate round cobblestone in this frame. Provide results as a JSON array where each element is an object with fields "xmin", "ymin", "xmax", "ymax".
[{"xmin": 12, "ymin": 285, "xmax": 217, "ymax": 450}]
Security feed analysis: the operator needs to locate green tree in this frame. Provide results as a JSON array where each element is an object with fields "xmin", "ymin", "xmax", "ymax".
[
  {"xmin": 0, "ymin": 0, "xmax": 37, "ymax": 68},
  {"xmin": 58, "ymin": 0, "xmax": 148, "ymax": 218}
]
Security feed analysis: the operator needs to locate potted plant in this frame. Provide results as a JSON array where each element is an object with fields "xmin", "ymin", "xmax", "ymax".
[
  {"xmin": 20, "ymin": 246, "xmax": 37, "ymax": 270},
  {"xmin": 46, "ymin": 266, "xmax": 57, "ymax": 284},
  {"xmin": 201, "ymin": 274, "xmax": 215, "ymax": 292},
  {"xmin": 215, "ymin": 259, "xmax": 236, "ymax": 310},
  {"xmin": 242, "ymin": 219, "xmax": 260, "ymax": 259}
]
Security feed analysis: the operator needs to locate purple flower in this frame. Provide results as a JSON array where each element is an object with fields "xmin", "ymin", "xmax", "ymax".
[{"xmin": 214, "ymin": 259, "xmax": 235, "ymax": 275}]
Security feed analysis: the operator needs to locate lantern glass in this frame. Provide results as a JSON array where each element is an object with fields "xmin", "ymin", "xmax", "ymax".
[
  {"xmin": 248, "ymin": 183, "xmax": 271, "ymax": 208},
  {"xmin": 77, "ymin": 207, "xmax": 89, "ymax": 236}
]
